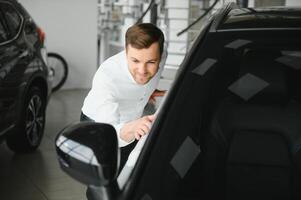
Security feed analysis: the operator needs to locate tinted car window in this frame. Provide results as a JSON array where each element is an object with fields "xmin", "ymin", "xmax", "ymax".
[
  {"xmin": 131, "ymin": 29, "xmax": 301, "ymax": 200},
  {"xmin": 1, "ymin": 2, "xmax": 21, "ymax": 39}
]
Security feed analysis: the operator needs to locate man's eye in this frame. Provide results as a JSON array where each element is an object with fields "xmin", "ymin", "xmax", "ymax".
[{"xmin": 133, "ymin": 60, "xmax": 139, "ymax": 63}]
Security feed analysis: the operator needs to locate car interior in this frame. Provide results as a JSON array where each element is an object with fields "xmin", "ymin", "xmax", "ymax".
[{"xmin": 203, "ymin": 48, "xmax": 301, "ymax": 200}]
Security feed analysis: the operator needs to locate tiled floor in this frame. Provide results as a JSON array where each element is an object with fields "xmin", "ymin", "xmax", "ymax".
[
  {"xmin": 0, "ymin": 82, "xmax": 169, "ymax": 200},
  {"xmin": 0, "ymin": 89, "xmax": 89, "ymax": 200}
]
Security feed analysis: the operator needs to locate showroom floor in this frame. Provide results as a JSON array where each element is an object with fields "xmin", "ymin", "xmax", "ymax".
[{"xmin": 0, "ymin": 89, "xmax": 89, "ymax": 200}]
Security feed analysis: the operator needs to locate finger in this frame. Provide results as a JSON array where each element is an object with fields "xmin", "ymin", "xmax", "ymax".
[
  {"xmin": 140, "ymin": 124, "xmax": 150, "ymax": 134},
  {"xmin": 143, "ymin": 115, "xmax": 152, "ymax": 122},
  {"xmin": 134, "ymin": 132, "xmax": 141, "ymax": 140},
  {"xmin": 138, "ymin": 128, "xmax": 146, "ymax": 135},
  {"xmin": 143, "ymin": 120, "xmax": 152, "ymax": 129},
  {"xmin": 147, "ymin": 114, "xmax": 156, "ymax": 122}
]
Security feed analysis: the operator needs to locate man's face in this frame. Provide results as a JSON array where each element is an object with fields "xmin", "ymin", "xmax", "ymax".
[{"xmin": 126, "ymin": 42, "xmax": 161, "ymax": 85}]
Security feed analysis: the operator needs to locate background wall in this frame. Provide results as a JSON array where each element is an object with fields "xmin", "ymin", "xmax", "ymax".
[
  {"xmin": 286, "ymin": 0, "xmax": 301, "ymax": 6},
  {"xmin": 19, "ymin": 0, "xmax": 98, "ymax": 89}
]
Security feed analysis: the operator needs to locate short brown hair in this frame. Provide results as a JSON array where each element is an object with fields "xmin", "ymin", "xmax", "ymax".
[{"xmin": 125, "ymin": 23, "xmax": 164, "ymax": 55}]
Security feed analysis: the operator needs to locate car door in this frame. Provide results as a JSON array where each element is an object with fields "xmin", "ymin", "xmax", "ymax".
[
  {"xmin": 0, "ymin": 1, "xmax": 26, "ymax": 135},
  {"xmin": 0, "ymin": 7, "xmax": 13, "ymax": 134},
  {"xmin": 122, "ymin": 27, "xmax": 301, "ymax": 200}
]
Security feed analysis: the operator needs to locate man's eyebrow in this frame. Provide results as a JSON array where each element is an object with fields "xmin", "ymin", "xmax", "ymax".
[
  {"xmin": 130, "ymin": 57, "xmax": 158, "ymax": 62},
  {"xmin": 147, "ymin": 59, "xmax": 158, "ymax": 62},
  {"xmin": 130, "ymin": 57, "xmax": 139, "ymax": 60}
]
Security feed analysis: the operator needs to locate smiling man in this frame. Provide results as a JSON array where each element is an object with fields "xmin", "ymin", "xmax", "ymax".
[{"xmin": 81, "ymin": 23, "xmax": 166, "ymax": 147}]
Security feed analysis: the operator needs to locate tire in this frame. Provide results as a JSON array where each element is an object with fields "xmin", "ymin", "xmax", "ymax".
[
  {"xmin": 47, "ymin": 52, "xmax": 68, "ymax": 92},
  {"xmin": 6, "ymin": 86, "xmax": 46, "ymax": 153}
]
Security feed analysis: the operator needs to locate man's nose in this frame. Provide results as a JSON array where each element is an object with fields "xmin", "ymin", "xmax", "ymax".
[{"xmin": 137, "ymin": 63, "xmax": 147, "ymax": 74}]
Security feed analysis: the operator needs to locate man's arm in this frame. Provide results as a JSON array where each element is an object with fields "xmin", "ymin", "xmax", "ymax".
[{"xmin": 83, "ymin": 70, "xmax": 156, "ymax": 147}]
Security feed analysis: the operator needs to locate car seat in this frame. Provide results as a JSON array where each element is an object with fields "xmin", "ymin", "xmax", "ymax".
[{"xmin": 206, "ymin": 50, "xmax": 301, "ymax": 200}]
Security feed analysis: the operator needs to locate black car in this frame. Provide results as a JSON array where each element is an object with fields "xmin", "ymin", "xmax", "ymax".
[
  {"xmin": 55, "ymin": 3, "xmax": 301, "ymax": 200},
  {"xmin": 0, "ymin": 0, "xmax": 51, "ymax": 152}
]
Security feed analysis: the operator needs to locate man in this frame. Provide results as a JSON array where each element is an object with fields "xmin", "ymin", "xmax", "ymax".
[
  {"xmin": 82, "ymin": 22, "xmax": 166, "ymax": 200},
  {"xmin": 81, "ymin": 23, "xmax": 166, "ymax": 148}
]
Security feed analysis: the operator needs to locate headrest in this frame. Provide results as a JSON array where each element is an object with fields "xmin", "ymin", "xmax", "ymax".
[{"xmin": 229, "ymin": 50, "xmax": 289, "ymax": 105}]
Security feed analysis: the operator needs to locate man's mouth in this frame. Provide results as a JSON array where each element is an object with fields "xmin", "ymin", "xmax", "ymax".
[{"xmin": 137, "ymin": 73, "xmax": 148, "ymax": 78}]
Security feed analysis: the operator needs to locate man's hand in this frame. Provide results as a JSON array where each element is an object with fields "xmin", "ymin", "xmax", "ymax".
[
  {"xmin": 120, "ymin": 114, "xmax": 156, "ymax": 142},
  {"xmin": 149, "ymin": 89, "xmax": 166, "ymax": 104}
]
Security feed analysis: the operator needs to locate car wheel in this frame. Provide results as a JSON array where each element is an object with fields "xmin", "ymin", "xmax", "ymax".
[{"xmin": 6, "ymin": 86, "xmax": 46, "ymax": 153}]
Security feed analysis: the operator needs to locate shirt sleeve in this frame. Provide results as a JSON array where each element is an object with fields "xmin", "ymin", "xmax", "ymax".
[
  {"xmin": 112, "ymin": 123, "xmax": 135, "ymax": 147},
  {"xmin": 83, "ymin": 68, "xmax": 134, "ymax": 147}
]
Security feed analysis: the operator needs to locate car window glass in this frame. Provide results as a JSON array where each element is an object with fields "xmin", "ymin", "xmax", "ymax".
[
  {"xmin": 130, "ymin": 31, "xmax": 301, "ymax": 200},
  {"xmin": 2, "ymin": 3, "xmax": 21, "ymax": 39}
]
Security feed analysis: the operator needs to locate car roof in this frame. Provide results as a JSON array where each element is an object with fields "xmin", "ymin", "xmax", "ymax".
[{"xmin": 217, "ymin": 6, "xmax": 301, "ymax": 31}]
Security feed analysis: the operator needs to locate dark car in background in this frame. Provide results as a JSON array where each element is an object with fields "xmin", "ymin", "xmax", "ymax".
[
  {"xmin": 55, "ymin": 3, "xmax": 301, "ymax": 200},
  {"xmin": 0, "ymin": 0, "xmax": 51, "ymax": 152}
]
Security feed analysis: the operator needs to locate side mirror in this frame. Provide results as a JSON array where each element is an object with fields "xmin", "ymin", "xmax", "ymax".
[{"xmin": 55, "ymin": 122, "xmax": 120, "ymax": 187}]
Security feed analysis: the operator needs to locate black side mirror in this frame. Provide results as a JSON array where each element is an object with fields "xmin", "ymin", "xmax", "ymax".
[{"xmin": 55, "ymin": 122, "xmax": 120, "ymax": 187}]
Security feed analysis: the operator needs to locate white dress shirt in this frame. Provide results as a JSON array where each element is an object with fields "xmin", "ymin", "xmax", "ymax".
[{"xmin": 82, "ymin": 50, "xmax": 166, "ymax": 147}]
